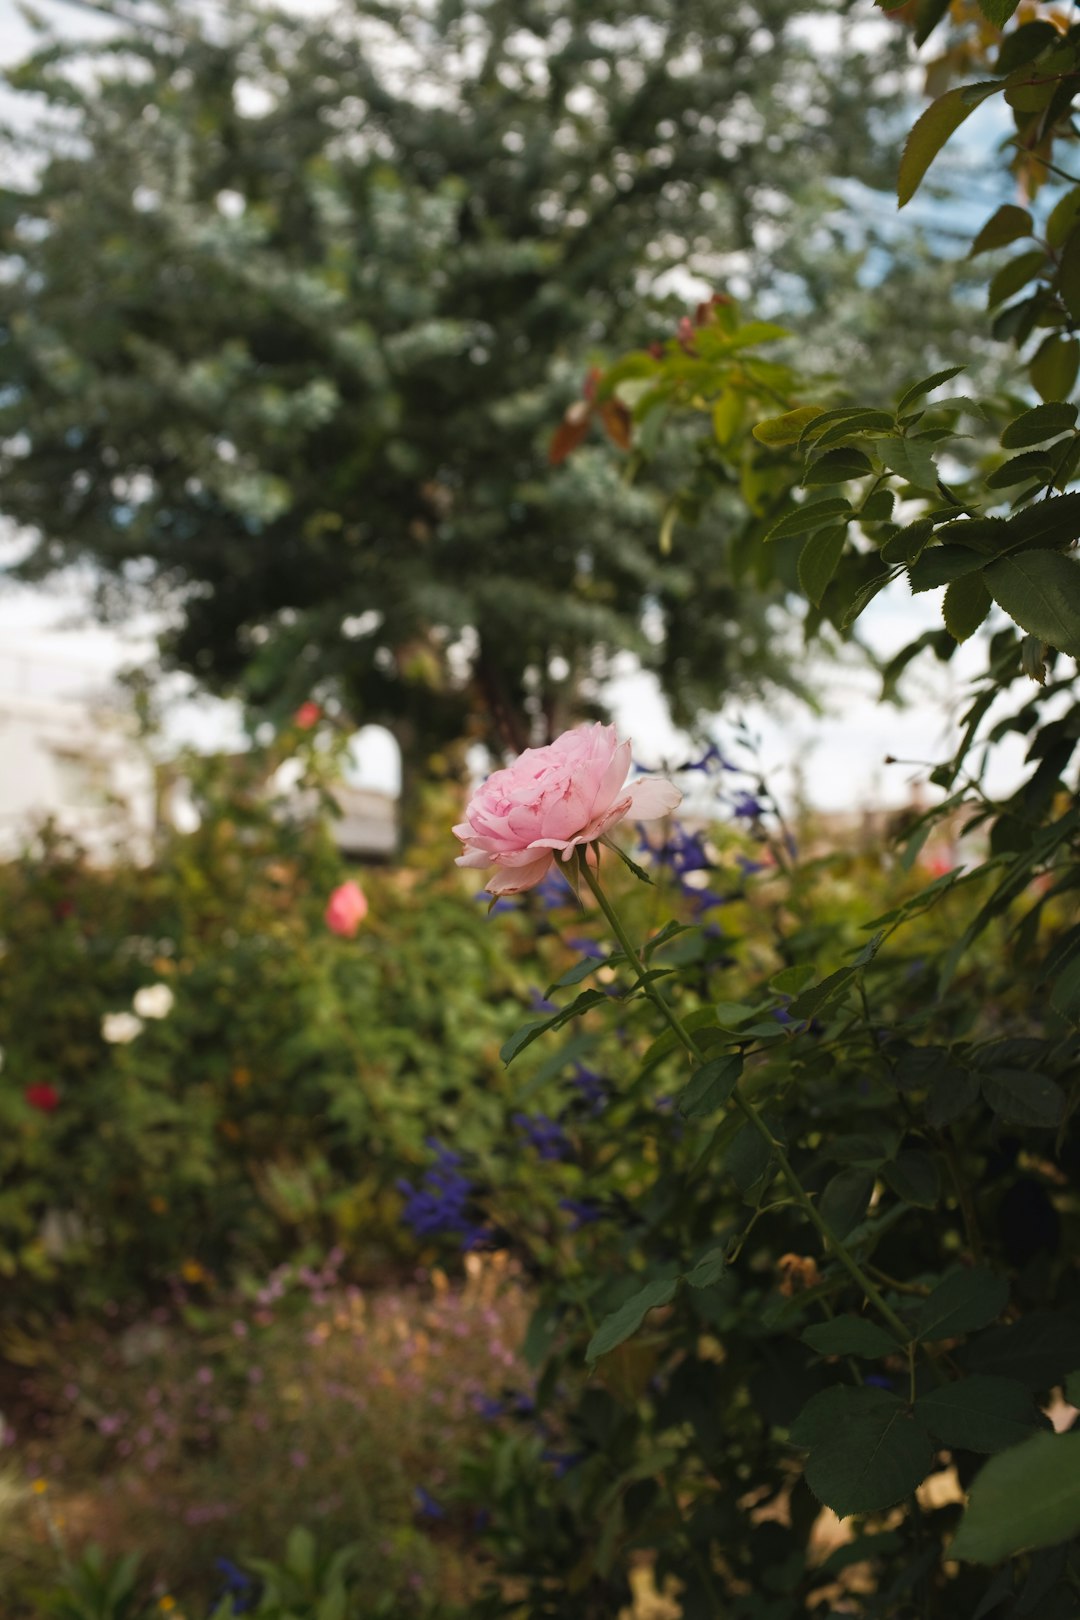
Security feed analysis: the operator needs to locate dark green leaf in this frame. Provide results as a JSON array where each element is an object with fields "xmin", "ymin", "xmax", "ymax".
[
  {"xmin": 969, "ymin": 205, "xmax": 1033, "ymax": 258},
  {"xmin": 1001, "ymin": 402, "xmax": 1077, "ymax": 448},
  {"xmin": 787, "ymin": 966, "xmax": 856, "ymax": 1020},
  {"xmin": 910, "ymin": 545, "xmax": 987, "ymax": 593},
  {"xmin": 798, "ymin": 525, "xmax": 847, "ymax": 606},
  {"xmin": 1030, "ymin": 334, "xmax": 1080, "ymax": 403},
  {"xmin": 925, "ymin": 1064, "xmax": 980, "ymax": 1127},
  {"xmin": 916, "ymin": 1268, "xmax": 1009, "ymax": 1342},
  {"xmin": 1057, "ymin": 225, "xmax": 1080, "ymax": 324},
  {"xmin": 995, "ymin": 20, "xmax": 1059, "ymax": 73},
  {"xmin": 964, "ymin": 1311, "xmax": 1080, "ymax": 1388},
  {"xmin": 791, "ymin": 1387, "xmax": 934, "ymax": 1517},
  {"xmin": 802, "ymin": 1316, "xmax": 905, "ymax": 1358},
  {"xmin": 500, "ymin": 988, "xmax": 611, "ymax": 1065},
  {"xmin": 980, "ymin": 1068, "xmax": 1065, "ymax": 1127},
  {"xmin": 988, "ymin": 249, "xmax": 1047, "ymax": 310},
  {"xmin": 877, "ymin": 434, "xmax": 938, "ymax": 489},
  {"xmin": 765, "ymin": 498, "xmax": 852, "ymax": 543},
  {"xmin": 986, "ymin": 450, "xmax": 1054, "ymax": 489},
  {"xmin": 977, "ymin": 0, "xmax": 1021, "ymax": 25},
  {"xmin": 1050, "ymin": 953, "xmax": 1080, "ymax": 1022},
  {"xmin": 839, "ymin": 569, "xmax": 896, "ymax": 628},
  {"xmin": 882, "ymin": 1149, "xmax": 941, "ymax": 1208},
  {"xmin": 1047, "ymin": 186, "xmax": 1080, "ymax": 250},
  {"xmin": 678, "ymin": 1054, "xmax": 743, "ymax": 1119},
  {"xmin": 820, "ymin": 1169, "xmax": 875, "ymax": 1239},
  {"xmin": 880, "ymin": 516, "xmax": 937, "ymax": 566},
  {"xmin": 951, "ymin": 1431, "xmax": 1080, "ymax": 1562},
  {"xmin": 896, "ymin": 365, "xmax": 966, "ymax": 412},
  {"xmin": 915, "ymin": 1376, "xmax": 1042, "ymax": 1455},
  {"xmin": 726, "ymin": 1117, "xmax": 779, "ymax": 1192},
  {"xmin": 802, "ymin": 448, "xmax": 874, "ymax": 485},
  {"xmin": 944, "ymin": 572, "xmax": 992, "ymax": 642},
  {"xmin": 685, "ymin": 1248, "xmax": 726, "ymax": 1288},
  {"xmin": 898, "ymin": 83, "xmax": 1002, "ymax": 207},
  {"xmin": 984, "ymin": 551, "xmax": 1080, "ymax": 658},
  {"xmin": 586, "ymin": 1275, "xmax": 678, "ymax": 1362}
]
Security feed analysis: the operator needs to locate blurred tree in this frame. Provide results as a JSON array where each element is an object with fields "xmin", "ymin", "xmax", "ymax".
[{"xmin": 0, "ymin": 0, "xmax": 947, "ymax": 815}]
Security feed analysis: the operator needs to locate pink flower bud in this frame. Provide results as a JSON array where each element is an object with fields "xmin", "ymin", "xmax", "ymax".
[{"xmin": 325, "ymin": 880, "xmax": 369, "ymax": 936}]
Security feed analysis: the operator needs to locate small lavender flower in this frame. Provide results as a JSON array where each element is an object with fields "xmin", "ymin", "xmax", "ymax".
[
  {"xmin": 397, "ymin": 1142, "xmax": 491, "ymax": 1249},
  {"xmin": 414, "ymin": 1485, "xmax": 445, "ymax": 1520},
  {"xmin": 528, "ymin": 987, "xmax": 558, "ymax": 1014}
]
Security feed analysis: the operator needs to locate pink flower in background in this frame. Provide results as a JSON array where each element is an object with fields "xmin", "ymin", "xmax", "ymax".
[
  {"xmin": 454, "ymin": 722, "xmax": 681, "ymax": 895},
  {"xmin": 25, "ymin": 1083, "xmax": 60, "ymax": 1114},
  {"xmin": 325, "ymin": 880, "xmax": 369, "ymax": 936},
  {"xmin": 294, "ymin": 701, "xmax": 321, "ymax": 730}
]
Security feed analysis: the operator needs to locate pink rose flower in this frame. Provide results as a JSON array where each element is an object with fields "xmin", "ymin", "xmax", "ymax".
[
  {"xmin": 325, "ymin": 880, "xmax": 369, "ymax": 936},
  {"xmin": 454, "ymin": 722, "xmax": 681, "ymax": 895},
  {"xmin": 294, "ymin": 701, "xmax": 321, "ymax": 730}
]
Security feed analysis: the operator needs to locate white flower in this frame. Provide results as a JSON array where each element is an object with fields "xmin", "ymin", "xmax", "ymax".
[
  {"xmin": 102, "ymin": 1012, "xmax": 144, "ymax": 1045},
  {"xmin": 133, "ymin": 983, "xmax": 175, "ymax": 1020}
]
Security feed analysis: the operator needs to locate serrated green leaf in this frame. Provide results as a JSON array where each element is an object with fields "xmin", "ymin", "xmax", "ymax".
[
  {"xmin": 944, "ymin": 572, "xmax": 992, "ymax": 642},
  {"xmin": 984, "ymin": 551, "xmax": 1080, "ymax": 658},
  {"xmin": 791, "ymin": 1387, "xmax": 934, "ymax": 1517},
  {"xmin": 678, "ymin": 1053, "xmax": 742, "ymax": 1119},
  {"xmin": 787, "ymin": 966, "xmax": 856, "ymax": 1020},
  {"xmin": 910, "ymin": 544, "xmax": 987, "ymax": 593},
  {"xmin": 915, "ymin": 1376, "xmax": 1042, "ymax": 1455},
  {"xmin": 803, "ymin": 448, "xmax": 874, "ymax": 486},
  {"xmin": 802, "ymin": 1316, "xmax": 905, "ymax": 1358},
  {"xmin": 1030, "ymin": 334, "xmax": 1080, "ymax": 403},
  {"xmin": 586, "ymin": 1275, "xmax": 678, "ymax": 1362},
  {"xmin": 880, "ymin": 516, "xmax": 937, "ymax": 566},
  {"xmin": 877, "ymin": 434, "xmax": 938, "ymax": 489},
  {"xmin": 916, "ymin": 1268, "xmax": 1009, "ymax": 1342},
  {"xmin": 1001, "ymin": 402, "xmax": 1078, "ymax": 448},
  {"xmin": 896, "ymin": 365, "xmax": 966, "ymax": 413},
  {"xmin": 898, "ymin": 82, "xmax": 1002, "ymax": 207},
  {"xmin": 798, "ymin": 524, "xmax": 847, "ymax": 606},
  {"xmin": 986, "ymin": 449, "xmax": 1053, "ymax": 489},
  {"xmin": 969, "ymin": 204, "xmax": 1033, "ymax": 258},
  {"xmin": 820, "ymin": 1169, "xmax": 875, "ymax": 1239},
  {"xmin": 840, "ymin": 569, "xmax": 895, "ymax": 627},
  {"xmin": 951, "ymin": 1431, "xmax": 1080, "ymax": 1562},
  {"xmin": 995, "ymin": 19, "xmax": 1058, "ymax": 73},
  {"xmin": 765, "ymin": 498, "xmax": 852, "ymax": 543}
]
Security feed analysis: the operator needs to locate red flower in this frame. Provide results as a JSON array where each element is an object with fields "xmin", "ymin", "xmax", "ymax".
[
  {"xmin": 25, "ymin": 1083, "xmax": 60, "ymax": 1114},
  {"xmin": 294, "ymin": 701, "xmax": 321, "ymax": 730}
]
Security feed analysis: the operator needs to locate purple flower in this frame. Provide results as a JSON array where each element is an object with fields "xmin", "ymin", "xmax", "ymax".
[
  {"xmin": 397, "ymin": 1142, "xmax": 492, "ymax": 1249},
  {"xmin": 542, "ymin": 1448, "xmax": 584, "ymax": 1478},
  {"xmin": 566, "ymin": 1063, "xmax": 609, "ymax": 1116},
  {"xmin": 559, "ymin": 1197, "xmax": 605, "ymax": 1229},
  {"xmin": 563, "ymin": 937, "xmax": 607, "ymax": 959},
  {"xmin": 512, "ymin": 1112, "xmax": 573, "ymax": 1162},
  {"xmin": 414, "ymin": 1486, "xmax": 445, "ymax": 1520},
  {"xmin": 732, "ymin": 791, "xmax": 764, "ymax": 820},
  {"xmin": 735, "ymin": 854, "xmax": 766, "ymax": 876},
  {"xmin": 532, "ymin": 869, "xmax": 574, "ymax": 909},
  {"xmin": 683, "ymin": 743, "xmax": 732, "ymax": 773},
  {"xmin": 528, "ymin": 987, "xmax": 558, "ymax": 1014}
]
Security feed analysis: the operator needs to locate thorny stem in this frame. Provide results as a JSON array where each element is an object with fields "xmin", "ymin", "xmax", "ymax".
[{"xmin": 579, "ymin": 851, "xmax": 913, "ymax": 1348}]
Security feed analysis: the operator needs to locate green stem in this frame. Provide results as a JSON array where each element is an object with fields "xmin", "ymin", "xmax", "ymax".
[{"xmin": 579, "ymin": 851, "xmax": 912, "ymax": 1347}]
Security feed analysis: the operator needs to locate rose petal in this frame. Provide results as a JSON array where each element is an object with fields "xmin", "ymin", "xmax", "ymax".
[{"xmin": 626, "ymin": 778, "xmax": 682, "ymax": 820}]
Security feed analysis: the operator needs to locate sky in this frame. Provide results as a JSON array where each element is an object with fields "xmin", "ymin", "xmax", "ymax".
[{"xmin": 0, "ymin": 0, "xmax": 1035, "ymax": 809}]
